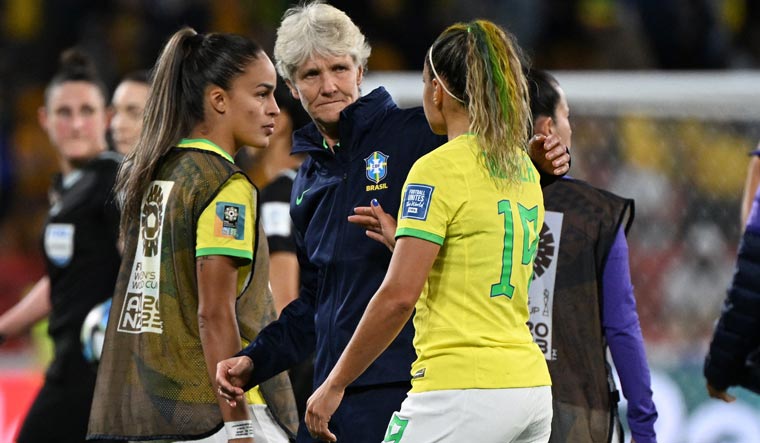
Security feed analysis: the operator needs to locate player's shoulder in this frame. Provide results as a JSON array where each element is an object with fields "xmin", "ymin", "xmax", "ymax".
[
  {"xmin": 229, "ymin": 171, "xmax": 255, "ymax": 187},
  {"xmin": 419, "ymin": 136, "xmax": 476, "ymax": 171},
  {"xmin": 217, "ymin": 172, "xmax": 255, "ymax": 202}
]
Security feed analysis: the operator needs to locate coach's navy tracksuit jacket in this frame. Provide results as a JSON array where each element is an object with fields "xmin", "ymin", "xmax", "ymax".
[{"xmin": 240, "ymin": 87, "xmax": 446, "ymax": 390}]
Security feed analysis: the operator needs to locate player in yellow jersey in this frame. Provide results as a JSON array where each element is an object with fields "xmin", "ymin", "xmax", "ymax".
[{"xmin": 303, "ymin": 19, "xmax": 552, "ymax": 443}]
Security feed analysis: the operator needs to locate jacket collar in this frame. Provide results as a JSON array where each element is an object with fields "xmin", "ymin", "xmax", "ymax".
[{"xmin": 291, "ymin": 87, "xmax": 396, "ymax": 156}]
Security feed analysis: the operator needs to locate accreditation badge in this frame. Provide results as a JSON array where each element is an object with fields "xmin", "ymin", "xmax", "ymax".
[
  {"xmin": 527, "ymin": 211, "xmax": 563, "ymax": 360},
  {"xmin": 44, "ymin": 223, "xmax": 75, "ymax": 267}
]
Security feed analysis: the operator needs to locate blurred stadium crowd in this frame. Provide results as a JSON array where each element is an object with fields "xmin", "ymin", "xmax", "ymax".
[
  {"xmin": 1, "ymin": 0, "xmax": 760, "ymax": 439},
  {"xmin": 4, "ymin": 0, "xmax": 757, "ymax": 333}
]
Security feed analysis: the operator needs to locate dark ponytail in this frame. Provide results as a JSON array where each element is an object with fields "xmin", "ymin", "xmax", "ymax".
[{"xmin": 115, "ymin": 27, "xmax": 265, "ymax": 237}]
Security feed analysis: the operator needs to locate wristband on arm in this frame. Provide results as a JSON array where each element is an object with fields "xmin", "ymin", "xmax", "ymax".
[{"xmin": 225, "ymin": 420, "xmax": 254, "ymax": 439}]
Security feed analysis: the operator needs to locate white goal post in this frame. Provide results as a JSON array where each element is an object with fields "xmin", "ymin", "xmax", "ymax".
[{"xmin": 363, "ymin": 71, "xmax": 760, "ymax": 122}]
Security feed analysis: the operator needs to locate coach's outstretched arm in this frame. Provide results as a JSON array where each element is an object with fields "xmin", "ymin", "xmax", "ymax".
[
  {"xmin": 217, "ymin": 231, "xmax": 318, "ymax": 401},
  {"xmin": 304, "ymin": 236, "xmax": 438, "ymax": 442}
]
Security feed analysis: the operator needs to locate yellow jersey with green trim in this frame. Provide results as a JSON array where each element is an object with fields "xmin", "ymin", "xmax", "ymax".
[
  {"xmin": 196, "ymin": 174, "xmax": 256, "ymax": 295},
  {"xmin": 184, "ymin": 141, "xmax": 266, "ymax": 405},
  {"xmin": 396, "ymin": 134, "xmax": 551, "ymax": 393},
  {"xmin": 196, "ymin": 175, "xmax": 255, "ymax": 261}
]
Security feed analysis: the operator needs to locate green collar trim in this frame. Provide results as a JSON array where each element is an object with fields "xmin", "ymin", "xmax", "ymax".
[
  {"xmin": 177, "ymin": 138, "xmax": 234, "ymax": 164},
  {"xmin": 322, "ymin": 138, "xmax": 341, "ymax": 151}
]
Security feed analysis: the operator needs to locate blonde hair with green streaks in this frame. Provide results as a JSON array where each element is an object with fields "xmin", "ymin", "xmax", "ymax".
[{"xmin": 427, "ymin": 20, "xmax": 530, "ymax": 185}]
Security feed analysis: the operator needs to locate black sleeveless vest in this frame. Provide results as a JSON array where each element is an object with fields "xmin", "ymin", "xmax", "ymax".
[{"xmin": 530, "ymin": 178, "xmax": 633, "ymax": 443}]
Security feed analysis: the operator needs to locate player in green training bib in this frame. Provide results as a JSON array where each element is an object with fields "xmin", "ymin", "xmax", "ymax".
[
  {"xmin": 304, "ymin": 19, "xmax": 552, "ymax": 443},
  {"xmin": 88, "ymin": 28, "xmax": 297, "ymax": 442}
]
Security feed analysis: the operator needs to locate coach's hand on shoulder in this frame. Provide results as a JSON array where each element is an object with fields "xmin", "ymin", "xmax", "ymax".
[
  {"xmin": 348, "ymin": 199, "xmax": 397, "ymax": 251},
  {"xmin": 706, "ymin": 381, "xmax": 736, "ymax": 403},
  {"xmin": 215, "ymin": 356, "xmax": 254, "ymax": 408},
  {"xmin": 529, "ymin": 133, "xmax": 570, "ymax": 176}
]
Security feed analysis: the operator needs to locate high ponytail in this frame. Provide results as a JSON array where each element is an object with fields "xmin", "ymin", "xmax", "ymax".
[
  {"xmin": 115, "ymin": 28, "xmax": 198, "ymax": 236},
  {"xmin": 115, "ymin": 27, "xmax": 265, "ymax": 237}
]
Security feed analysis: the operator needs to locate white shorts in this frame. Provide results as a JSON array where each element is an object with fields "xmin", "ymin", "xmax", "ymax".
[
  {"xmin": 132, "ymin": 404, "xmax": 289, "ymax": 443},
  {"xmin": 382, "ymin": 386, "xmax": 552, "ymax": 443}
]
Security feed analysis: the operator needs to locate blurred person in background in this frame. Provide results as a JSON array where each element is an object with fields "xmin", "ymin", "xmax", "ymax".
[
  {"xmin": 0, "ymin": 48, "xmax": 121, "ymax": 443},
  {"xmin": 215, "ymin": 2, "xmax": 569, "ymax": 442},
  {"xmin": 662, "ymin": 222, "xmax": 733, "ymax": 350},
  {"xmin": 109, "ymin": 69, "xmax": 150, "ymax": 155},
  {"xmin": 77, "ymin": 70, "xmax": 152, "ymax": 366},
  {"xmin": 78, "ymin": 70, "xmax": 152, "ymax": 364},
  {"xmin": 305, "ymin": 19, "xmax": 552, "ymax": 443},
  {"xmin": 704, "ymin": 175, "xmax": 760, "ymax": 402},
  {"xmin": 87, "ymin": 28, "xmax": 297, "ymax": 442},
  {"xmin": 236, "ymin": 81, "xmax": 309, "ymax": 315},
  {"xmin": 526, "ymin": 68, "xmax": 657, "ymax": 443}
]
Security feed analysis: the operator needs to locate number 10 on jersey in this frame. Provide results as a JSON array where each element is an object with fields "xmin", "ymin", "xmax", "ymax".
[{"xmin": 491, "ymin": 199, "xmax": 539, "ymax": 299}]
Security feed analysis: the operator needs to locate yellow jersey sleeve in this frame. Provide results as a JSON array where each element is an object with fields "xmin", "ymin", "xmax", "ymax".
[
  {"xmin": 396, "ymin": 155, "xmax": 462, "ymax": 246},
  {"xmin": 196, "ymin": 174, "xmax": 256, "ymax": 261}
]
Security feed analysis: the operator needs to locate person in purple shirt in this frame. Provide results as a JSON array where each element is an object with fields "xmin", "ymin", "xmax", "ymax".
[
  {"xmin": 525, "ymin": 68, "xmax": 657, "ymax": 443},
  {"xmin": 740, "ymin": 145, "xmax": 760, "ymax": 229},
  {"xmin": 704, "ymin": 170, "xmax": 760, "ymax": 401}
]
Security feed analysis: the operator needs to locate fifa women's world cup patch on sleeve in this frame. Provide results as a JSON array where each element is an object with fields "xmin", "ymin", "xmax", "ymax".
[
  {"xmin": 215, "ymin": 202, "xmax": 246, "ymax": 240},
  {"xmin": 196, "ymin": 175, "xmax": 256, "ymax": 261}
]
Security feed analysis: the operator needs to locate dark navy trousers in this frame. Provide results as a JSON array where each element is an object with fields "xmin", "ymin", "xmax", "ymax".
[{"xmin": 296, "ymin": 382, "xmax": 410, "ymax": 443}]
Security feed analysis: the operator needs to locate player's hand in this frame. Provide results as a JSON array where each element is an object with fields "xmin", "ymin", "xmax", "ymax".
[
  {"xmin": 706, "ymin": 381, "xmax": 736, "ymax": 403},
  {"xmin": 348, "ymin": 199, "xmax": 397, "ymax": 251},
  {"xmin": 215, "ymin": 356, "xmax": 254, "ymax": 407},
  {"xmin": 305, "ymin": 379, "xmax": 344, "ymax": 442},
  {"xmin": 529, "ymin": 134, "xmax": 570, "ymax": 176}
]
